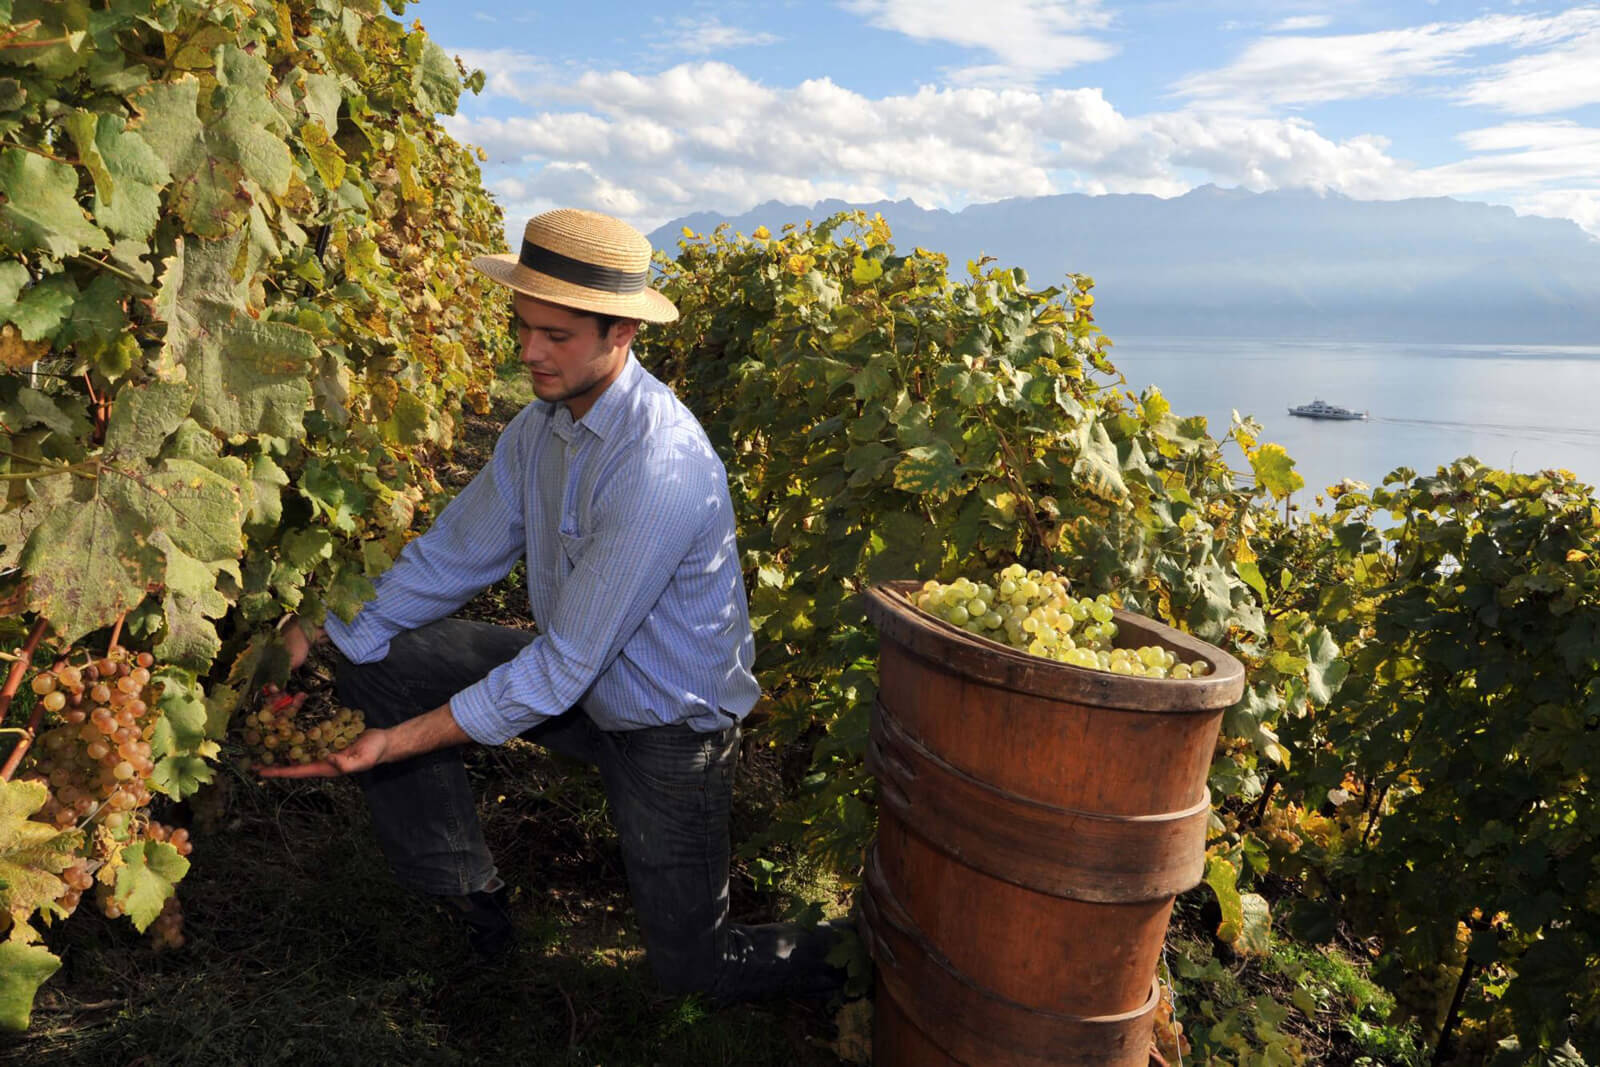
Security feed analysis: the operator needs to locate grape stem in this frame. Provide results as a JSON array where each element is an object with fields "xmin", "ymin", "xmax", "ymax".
[
  {"xmin": 107, "ymin": 613, "xmax": 125, "ymax": 655},
  {"xmin": 0, "ymin": 617, "xmax": 52, "ymax": 781}
]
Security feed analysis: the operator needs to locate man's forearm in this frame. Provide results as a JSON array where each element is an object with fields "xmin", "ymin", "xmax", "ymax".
[{"xmin": 383, "ymin": 704, "xmax": 472, "ymax": 764}]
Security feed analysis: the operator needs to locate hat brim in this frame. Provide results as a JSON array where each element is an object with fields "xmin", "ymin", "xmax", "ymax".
[{"xmin": 471, "ymin": 254, "xmax": 679, "ymax": 324}]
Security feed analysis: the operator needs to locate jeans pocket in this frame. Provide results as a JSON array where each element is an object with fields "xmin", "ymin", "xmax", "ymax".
[{"xmin": 617, "ymin": 725, "xmax": 720, "ymax": 795}]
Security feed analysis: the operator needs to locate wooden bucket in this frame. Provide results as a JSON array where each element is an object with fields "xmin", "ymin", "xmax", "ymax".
[{"xmin": 861, "ymin": 581, "xmax": 1246, "ymax": 1067}]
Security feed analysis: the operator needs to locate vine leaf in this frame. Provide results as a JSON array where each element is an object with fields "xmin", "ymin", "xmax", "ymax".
[
  {"xmin": 103, "ymin": 380, "xmax": 196, "ymax": 461},
  {"xmin": 0, "ymin": 149, "xmax": 109, "ymax": 259},
  {"xmin": 0, "ymin": 942, "xmax": 60, "ymax": 1032},
  {"xmin": 0, "ymin": 781, "xmax": 81, "ymax": 930},
  {"xmin": 1072, "ymin": 419, "xmax": 1128, "ymax": 502},
  {"xmin": 112, "ymin": 840, "xmax": 189, "ymax": 932},
  {"xmin": 22, "ymin": 477, "xmax": 158, "ymax": 644},
  {"xmin": 151, "ymin": 530, "xmax": 233, "ymax": 672},
  {"xmin": 152, "ymin": 233, "xmax": 316, "ymax": 438},
  {"xmin": 0, "ymin": 476, "xmax": 72, "ymax": 570},
  {"xmin": 3, "ymin": 274, "xmax": 75, "ymax": 342},
  {"xmin": 1303, "ymin": 627, "xmax": 1348, "ymax": 706},
  {"xmin": 1250, "ymin": 443, "xmax": 1305, "ymax": 501},
  {"xmin": 893, "ymin": 441, "xmax": 965, "ymax": 494},
  {"xmin": 148, "ymin": 670, "xmax": 219, "ymax": 798},
  {"xmin": 81, "ymin": 112, "xmax": 169, "ymax": 241},
  {"xmin": 1206, "ymin": 853, "xmax": 1272, "ymax": 955},
  {"xmin": 103, "ymin": 457, "xmax": 247, "ymax": 564}
]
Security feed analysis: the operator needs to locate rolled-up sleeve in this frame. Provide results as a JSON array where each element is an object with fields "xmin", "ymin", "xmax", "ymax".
[
  {"xmin": 448, "ymin": 433, "xmax": 712, "ymax": 744},
  {"xmin": 325, "ymin": 411, "xmax": 529, "ymax": 664}
]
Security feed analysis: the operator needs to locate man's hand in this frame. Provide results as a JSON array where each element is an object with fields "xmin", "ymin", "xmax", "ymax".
[
  {"xmin": 254, "ymin": 704, "xmax": 468, "ymax": 781},
  {"xmin": 257, "ymin": 727, "xmax": 392, "ymax": 778},
  {"xmin": 279, "ymin": 615, "xmax": 325, "ymax": 671}
]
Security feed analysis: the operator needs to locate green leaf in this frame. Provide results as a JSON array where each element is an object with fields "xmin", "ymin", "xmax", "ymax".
[
  {"xmin": 1236, "ymin": 559, "xmax": 1268, "ymax": 600},
  {"xmin": 324, "ymin": 562, "xmax": 377, "ymax": 624},
  {"xmin": 103, "ymin": 381, "xmax": 196, "ymax": 460},
  {"xmin": 1072, "ymin": 419, "xmax": 1128, "ymax": 502},
  {"xmin": 1250, "ymin": 443, "xmax": 1305, "ymax": 501},
  {"xmin": 1303, "ymin": 627, "xmax": 1348, "ymax": 706},
  {"xmin": 247, "ymin": 453, "xmax": 290, "ymax": 526},
  {"xmin": 412, "ymin": 38, "xmax": 463, "ymax": 115},
  {"xmin": 0, "ymin": 779, "xmax": 82, "ymax": 922},
  {"xmin": 1236, "ymin": 892, "xmax": 1272, "ymax": 956},
  {"xmin": 131, "ymin": 58, "xmax": 290, "ymax": 236},
  {"xmin": 85, "ymin": 112, "xmax": 169, "ymax": 240},
  {"xmin": 151, "ymin": 530, "xmax": 232, "ymax": 672},
  {"xmin": 893, "ymin": 441, "xmax": 965, "ymax": 495},
  {"xmin": 380, "ymin": 390, "xmax": 431, "ymax": 446},
  {"xmin": 0, "ymin": 941, "xmax": 61, "ymax": 1032},
  {"xmin": 847, "ymin": 354, "xmax": 894, "ymax": 401},
  {"xmin": 113, "ymin": 840, "xmax": 190, "ymax": 932},
  {"xmin": 0, "ymin": 148, "xmax": 109, "ymax": 258},
  {"xmin": 152, "ymin": 233, "xmax": 316, "ymax": 437},
  {"xmin": 104, "ymin": 457, "xmax": 246, "ymax": 564},
  {"xmin": 1140, "ymin": 386, "xmax": 1171, "ymax": 425},
  {"xmin": 22, "ymin": 478, "xmax": 159, "ymax": 643},
  {"xmin": 149, "ymin": 665, "xmax": 221, "ymax": 789},
  {"xmin": 3, "ymin": 275, "xmax": 76, "ymax": 342},
  {"xmin": 0, "ymin": 475, "xmax": 71, "ymax": 570}
]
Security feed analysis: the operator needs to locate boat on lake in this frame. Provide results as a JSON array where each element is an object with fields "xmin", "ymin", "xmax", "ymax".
[{"xmin": 1288, "ymin": 399, "xmax": 1368, "ymax": 421}]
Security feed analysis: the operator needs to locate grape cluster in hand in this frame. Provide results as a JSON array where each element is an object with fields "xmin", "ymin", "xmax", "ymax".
[
  {"xmin": 241, "ymin": 685, "xmax": 365, "ymax": 766},
  {"xmin": 910, "ymin": 564, "xmax": 1214, "ymax": 679}
]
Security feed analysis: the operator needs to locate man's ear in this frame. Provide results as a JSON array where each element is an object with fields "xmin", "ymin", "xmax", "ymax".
[{"xmin": 611, "ymin": 318, "xmax": 641, "ymax": 349}]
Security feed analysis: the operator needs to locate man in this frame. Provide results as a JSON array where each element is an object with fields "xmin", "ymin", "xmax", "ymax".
[{"xmin": 262, "ymin": 208, "xmax": 843, "ymax": 1002}]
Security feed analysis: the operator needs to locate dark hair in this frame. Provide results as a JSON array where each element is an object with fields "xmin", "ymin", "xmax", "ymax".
[
  {"xmin": 508, "ymin": 304, "xmax": 637, "ymax": 339},
  {"xmin": 582, "ymin": 311, "xmax": 625, "ymax": 337}
]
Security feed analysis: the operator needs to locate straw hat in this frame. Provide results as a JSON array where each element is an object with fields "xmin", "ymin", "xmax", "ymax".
[{"xmin": 471, "ymin": 209, "xmax": 679, "ymax": 323}]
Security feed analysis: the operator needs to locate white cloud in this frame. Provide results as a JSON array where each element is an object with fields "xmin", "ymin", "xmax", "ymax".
[
  {"xmin": 1270, "ymin": 15, "xmax": 1332, "ymax": 32},
  {"xmin": 1417, "ymin": 121, "xmax": 1600, "ymax": 195},
  {"xmin": 1175, "ymin": 9, "xmax": 1600, "ymax": 111},
  {"xmin": 450, "ymin": 49, "xmax": 552, "ymax": 105},
  {"xmin": 654, "ymin": 16, "xmax": 780, "ymax": 56},
  {"xmin": 444, "ymin": 62, "xmax": 1421, "ymax": 234},
  {"xmin": 1512, "ymin": 188, "xmax": 1600, "ymax": 236},
  {"xmin": 1458, "ymin": 24, "xmax": 1600, "ymax": 113},
  {"xmin": 841, "ymin": 0, "xmax": 1116, "ymax": 82}
]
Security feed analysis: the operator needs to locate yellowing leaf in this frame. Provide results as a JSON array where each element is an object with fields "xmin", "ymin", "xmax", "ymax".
[
  {"xmin": 113, "ymin": 840, "xmax": 190, "ymax": 932},
  {"xmin": 1249, "ymin": 442, "xmax": 1305, "ymax": 501},
  {"xmin": 0, "ymin": 941, "xmax": 61, "ymax": 1032}
]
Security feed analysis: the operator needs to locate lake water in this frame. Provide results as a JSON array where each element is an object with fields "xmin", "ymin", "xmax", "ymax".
[{"xmin": 1103, "ymin": 337, "xmax": 1600, "ymax": 504}]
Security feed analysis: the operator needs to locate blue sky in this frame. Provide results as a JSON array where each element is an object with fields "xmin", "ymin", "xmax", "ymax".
[{"xmin": 414, "ymin": 1, "xmax": 1600, "ymax": 240}]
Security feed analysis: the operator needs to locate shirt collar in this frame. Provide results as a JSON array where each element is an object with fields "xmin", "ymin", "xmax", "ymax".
[{"xmin": 570, "ymin": 350, "xmax": 639, "ymax": 443}]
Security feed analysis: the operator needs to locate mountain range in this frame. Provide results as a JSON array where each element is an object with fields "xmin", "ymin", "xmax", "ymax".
[{"xmin": 650, "ymin": 188, "xmax": 1600, "ymax": 345}]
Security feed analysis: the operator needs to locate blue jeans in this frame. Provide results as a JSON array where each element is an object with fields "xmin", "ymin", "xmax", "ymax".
[{"xmin": 333, "ymin": 617, "xmax": 843, "ymax": 1001}]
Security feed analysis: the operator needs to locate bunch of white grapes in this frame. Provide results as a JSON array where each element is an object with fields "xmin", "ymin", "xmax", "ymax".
[
  {"xmin": 241, "ymin": 685, "xmax": 365, "ymax": 766},
  {"xmin": 910, "ymin": 564, "xmax": 1213, "ymax": 679}
]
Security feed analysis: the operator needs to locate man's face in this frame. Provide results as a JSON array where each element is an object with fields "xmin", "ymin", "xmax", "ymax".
[{"xmin": 511, "ymin": 294, "xmax": 637, "ymax": 420}]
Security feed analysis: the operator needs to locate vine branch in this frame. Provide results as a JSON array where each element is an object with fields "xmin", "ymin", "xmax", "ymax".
[{"xmin": 0, "ymin": 618, "xmax": 52, "ymax": 781}]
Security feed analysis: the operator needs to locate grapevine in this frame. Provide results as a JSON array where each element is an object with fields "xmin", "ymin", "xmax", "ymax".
[{"xmin": 0, "ymin": 0, "xmax": 507, "ymax": 1029}]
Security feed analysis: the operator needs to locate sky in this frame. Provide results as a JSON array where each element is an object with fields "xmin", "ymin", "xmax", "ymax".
[{"xmin": 415, "ymin": 1, "xmax": 1600, "ymax": 243}]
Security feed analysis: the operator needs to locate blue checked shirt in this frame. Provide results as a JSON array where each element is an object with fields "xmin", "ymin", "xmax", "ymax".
[{"xmin": 324, "ymin": 353, "xmax": 762, "ymax": 745}]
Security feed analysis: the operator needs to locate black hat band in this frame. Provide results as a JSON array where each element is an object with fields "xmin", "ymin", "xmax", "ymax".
[{"xmin": 519, "ymin": 240, "xmax": 648, "ymax": 294}]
